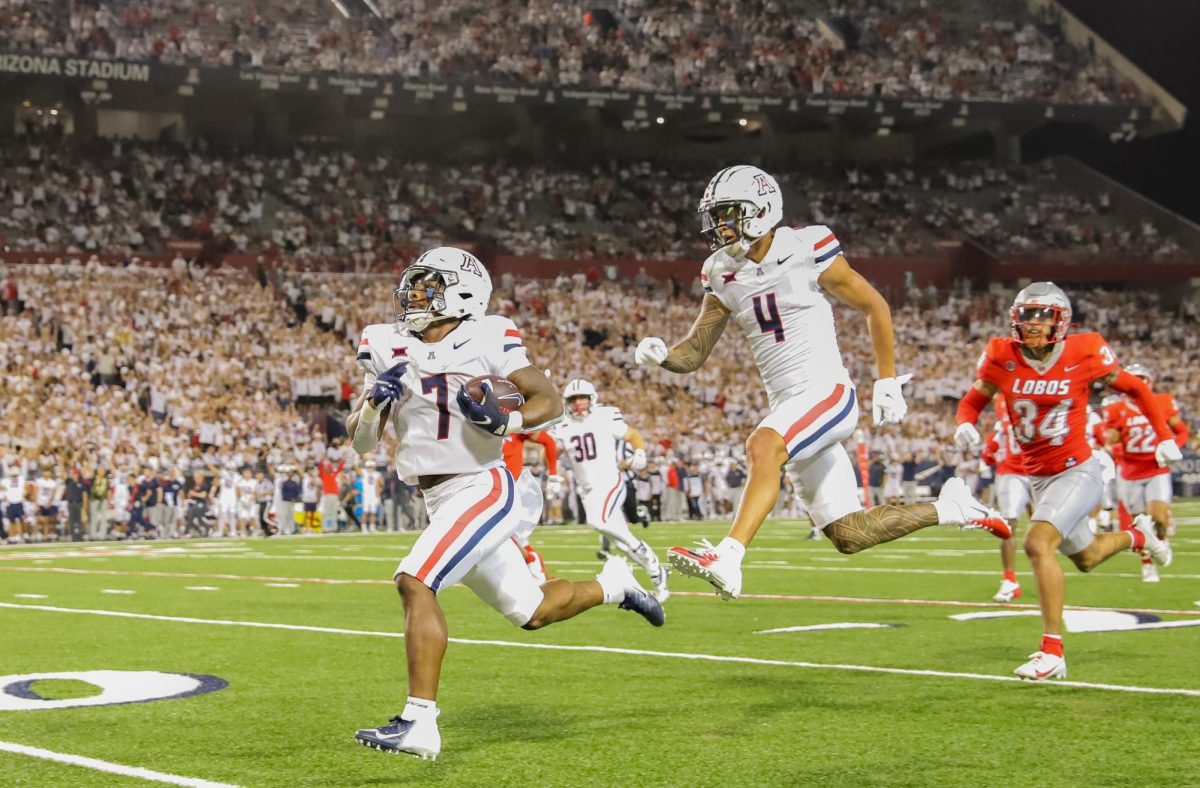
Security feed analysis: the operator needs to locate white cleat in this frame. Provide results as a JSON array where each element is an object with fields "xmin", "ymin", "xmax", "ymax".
[
  {"xmin": 1134, "ymin": 515, "xmax": 1172, "ymax": 568},
  {"xmin": 354, "ymin": 715, "xmax": 441, "ymax": 760},
  {"xmin": 667, "ymin": 539, "xmax": 743, "ymax": 600},
  {"xmin": 650, "ymin": 564, "xmax": 670, "ymax": 603},
  {"xmin": 992, "ymin": 579, "xmax": 1022, "ymax": 603},
  {"xmin": 1142, "ymin": 562, "xmax": 1161, "ymax": 583},
  {"xmin": 1013, "ymin": 651, "xmax": 1067, "ymax": 681},
  {"xmin": 938, "ymin": 477, "xmax": 1012, "ymax": 539}
]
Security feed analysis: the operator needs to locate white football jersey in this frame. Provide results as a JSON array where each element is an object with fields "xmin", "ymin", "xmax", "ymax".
[
  {"xmin": 701, "ymin": 224, "xmax": 851, "ymax": 410},
  {"xmin": 358, "ymin": 315, "xmax": 532, "ymax": 485},
  {"xmin": 550, "ymin": 405, "xmax": 628, "ymax": 490},
  {"xmin": 237, "ymin": 477, "xmax": 257, "ymax": 503},
  {"xmin": 35, "ymin": 477, "xmax": 59, "ymax": 506},
  {"xmin": 3, "ymin": 476, "xmax": 25, "ymax": 504},
  {"xmin": 218, "ymin": 469, "xmax": 238, "ymax": 501},
  {"xmin": 361, "ymin": 470, "xmax": 381, "ymax": 500}
]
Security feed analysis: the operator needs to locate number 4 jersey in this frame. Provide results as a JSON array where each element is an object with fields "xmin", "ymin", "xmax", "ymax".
[
  {"xmin": 357, "ymin": 315, "xmax": 530, "ymax": 485},
  {"xmin": 976, "ymin": 332, "xmax": 1118, "ymax": 476}
]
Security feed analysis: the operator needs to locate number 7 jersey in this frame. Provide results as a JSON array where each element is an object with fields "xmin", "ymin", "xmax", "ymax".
[{"xmin": 975, "ymin": 332, "xmax": 1118, "ymax": 476}]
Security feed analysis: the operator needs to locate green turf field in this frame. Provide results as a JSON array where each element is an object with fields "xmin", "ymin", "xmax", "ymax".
[{"xmin": 2, "ymin": 503, "xmax": 1200, "ymax": 787}]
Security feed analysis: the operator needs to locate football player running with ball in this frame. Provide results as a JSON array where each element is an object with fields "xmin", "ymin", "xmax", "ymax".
[
  {"xmin": 637, "ymin": 165, "xmax": 1008, "ymax": 601},
  {"xmin": 348, "ymin": 247, "xmax": 664, "ymax": 761},
  {"xmin": 954, "ymin": 283, "xmax": 1179, "ymax": 680}
]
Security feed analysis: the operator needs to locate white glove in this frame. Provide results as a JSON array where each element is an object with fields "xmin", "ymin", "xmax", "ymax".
[
  {"xmin": 545, "ymin": 474, "xmax": 564, "ymax": 496},
  {"xmin": 635, "ymin": 337, "xmax": 668, "ymax": 367},
  {"xmin": 871, "ymin": 373, "xmax": 913, "ymax": 426},
  {"xmin": 1155, "ymin": 440, "xmax": 1182, "ymax": 468},
  {"xmin": 631, "ymin": 448, "xmax": 647, "ymax": 470},
  {"xmin": 954, "ymin": 422, "xmax": 981, "ymax": 450}
]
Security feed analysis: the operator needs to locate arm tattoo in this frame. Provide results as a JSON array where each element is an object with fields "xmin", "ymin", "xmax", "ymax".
[
  {"xmin": 824, "ymin": 504, "xmax": 938, "ymax": 554},
  {"xmin": 662, "ymin": 297, "xmax": 730, "ymax": 373}
]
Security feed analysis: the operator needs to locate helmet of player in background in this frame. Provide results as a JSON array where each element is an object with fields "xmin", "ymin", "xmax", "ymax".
[
  {"xmin": 563, "ymin": 378, "xmax": 598, "ymax": 421},
  {"xmin": 1009, "ymin": 281, "xmax": 1072, "ymax": 348},
  {"xmin": 393, "ymin": 246, "xmax": 492, "ymax": 333},
  {"xmin": 1124, "ymin": 363, "xmax": 1153, "ymax": 386},
  {"xmin": 697, "ymin": 165, "xmax": 783, "ymax": 257}
]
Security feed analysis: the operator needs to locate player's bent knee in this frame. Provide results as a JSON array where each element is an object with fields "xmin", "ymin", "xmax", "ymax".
[{"xmin": 744, "ymin": 429, "xmax": 787, "ymax": 469}]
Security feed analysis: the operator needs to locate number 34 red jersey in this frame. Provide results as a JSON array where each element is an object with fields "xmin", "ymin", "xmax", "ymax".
[{"xmin": 976, "ymin": 332, "xmax": 1118, "ymax": 476}]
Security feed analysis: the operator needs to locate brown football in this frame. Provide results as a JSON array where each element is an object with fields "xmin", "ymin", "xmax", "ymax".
[{"xmin": 464, "ymin": 375, "xmax": 524, "ymax": 413}]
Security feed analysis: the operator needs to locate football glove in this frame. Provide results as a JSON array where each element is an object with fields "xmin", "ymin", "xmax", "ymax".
[
  {"xmin": 954, "ymin": 422, "xmax": 981, "ymax": 450},
  {"xmin": 1155, "ymin": 439, "xmax": 1182, "ymax": 468},
  {"xmin": 635, "ymin": 337, "xmax": 668, "ymax": 367},
  {"xmin": 545, "ymin": 474, "xmax": 564, "ymax": 496},
  {"xmin": 871, "ymin": 373, "xmax": 913, "ymax": 426},
  {"xmin": 631, "ymin": 448, "xmax": 647, "ymax": 470},
  {"xmin": 369, "ymin": 361, "xmax": 408, "ymax": 408},
  {"xmin": 456, "ymin": 382, "xmax": 513, "ymax": 437}
]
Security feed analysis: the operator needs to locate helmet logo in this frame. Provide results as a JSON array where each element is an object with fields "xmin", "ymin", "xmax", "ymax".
[
  {"xmin": 459, "ymin": 253, "xmax": 482, "ymax": 276},
  {"xmin": 754, "ymin": 174, "xmax": 777, "ymax": 196}
]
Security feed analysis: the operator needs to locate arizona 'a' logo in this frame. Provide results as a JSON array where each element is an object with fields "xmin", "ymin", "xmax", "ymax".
[{"xmin": 754, "ymin": 174, "xmax": 776, "ymax": 196}]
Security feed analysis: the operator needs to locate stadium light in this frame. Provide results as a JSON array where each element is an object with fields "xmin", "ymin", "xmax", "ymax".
[
  {"xmin": 737, "ymin": 118, "xmax": 748, "ymax": 126},
  {"xmin": 655, "ymin": 116, "xmax": 664, "ymax": 125},
  {"xmin": 327, "ymin": 0, "xmax": 350, "ymax": 18}
]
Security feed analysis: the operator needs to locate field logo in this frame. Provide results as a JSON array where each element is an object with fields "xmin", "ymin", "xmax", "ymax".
[{"xmin": 0, "ymin": 671, "xmax": 227, "ymax": 711}]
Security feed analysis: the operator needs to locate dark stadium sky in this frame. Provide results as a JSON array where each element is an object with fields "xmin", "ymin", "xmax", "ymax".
[{"xmin": 1050, "ymin": 0, "xmax": 1200, "ymax": 223}]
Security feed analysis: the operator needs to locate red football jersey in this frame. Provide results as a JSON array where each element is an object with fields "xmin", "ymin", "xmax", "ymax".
[
  {"xmin": 502, "ymin": 430, "xmax": 559, "ymax": 479},
  {"xmin": 976, "ymin": 332, "xmax": 1119, "ymax": 476},
  {"xmin": 1104, "ymin": 392, "xmax": 1178, "ymax": 480},
  {"xmin": 988, "ymin": 394, "xmax": 1027, "ymax": 475}
]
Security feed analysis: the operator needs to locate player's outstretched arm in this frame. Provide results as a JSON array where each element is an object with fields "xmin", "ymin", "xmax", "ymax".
[
  {"xmin": 508, "ymin": 365, "xmax": 563, "ymax": 431},
  {"xmin": 817, "ymin": 256, "xmax": 896, "ymax": 379},
  {"xmin": 659, "ymin": 294, "xmax": 731, "ymax": 374},
  {"xmin": 954, "ymin": 379, "xmax": 998, "ymax": 448}
]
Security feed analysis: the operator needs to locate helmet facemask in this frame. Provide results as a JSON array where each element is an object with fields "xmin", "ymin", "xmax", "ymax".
[
  {"xmin": 566, "ymin": 395, "xmax": 593, "ymax": 421},
  {"xmin": 1010, "ymin": 303, "xmax": 1070, "ymax": 348},
  {"xmin": 394, "ymin": 266, "xmax": 458, "ymax": 333},
  {"xmin": 699, "ymin": 200, "xmax": 763, "ymax": 256}
]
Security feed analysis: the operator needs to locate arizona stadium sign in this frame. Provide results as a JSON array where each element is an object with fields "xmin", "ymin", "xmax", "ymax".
[{"xmin": 0, "ymin": 54, "xmax": 150, "ymax": 82}]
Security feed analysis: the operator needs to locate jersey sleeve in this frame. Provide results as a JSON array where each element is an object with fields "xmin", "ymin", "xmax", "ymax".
[
  {"xmin": 800, "ymin": 224, "xmax": 844, "ymax": 275},
  {"xmin": 357, "ymin": 328, "xmax": 378, "ymax": 389},
  {"xmin": 975, "ymin": 338, "xmax": 1010, "ymax": 388},
  {"xmin": 1086, "ymin": 333, "xmax": 1119, "ymax": 380},
  {"xmin": 608, "ymin": 406, "xmax": 629, "ymax": 435},
  {"xmin": 483, "ymin": 316, "xmax": 532, "ymax": 378},
  {"xmin": 1161, "ymin": 394, "xmax": 1180, "ymax": 419}
]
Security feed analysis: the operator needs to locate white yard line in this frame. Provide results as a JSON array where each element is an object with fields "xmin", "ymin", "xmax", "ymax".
[
  {"xmin": 0, "ymin": 740, "xmax": 240, "ymax": 788},
  {"xmin": 1, "ymin": 602, "xmax": 1197, "ymax": 699}
]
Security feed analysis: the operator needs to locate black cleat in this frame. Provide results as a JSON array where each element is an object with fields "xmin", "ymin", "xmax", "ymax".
[{"xmin": 618, "ymin": 586, "xmax": 666, "ymax": 627}]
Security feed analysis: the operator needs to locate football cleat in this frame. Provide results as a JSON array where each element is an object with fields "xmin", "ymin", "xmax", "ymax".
[
  {"xmin": 650, "ymin": 564, "xmax": 670, "ymax": 603},
  {"xmin": 667, "ymin": 539, "xmax": 743, "ymax": 600},
  {"xmin": 1134, "ymin": 515, "xmax": 1172, "ymax": 567},
  {"xmin": 939, "ymin": 477, "xmax": 1012, "ymax": 538},
  {"xmin": 599, "ymin": 555, "xmax": 665, "ymax": 626},
  {"xmin": 354, "ymin": 715, "xmax": 440, "ymax": 760},
  {"xmin": 806, "ymin": 528, "xmax": 822, "ymax": 541},
  {"xmin": 993, "ymin": 579, "xmax": 1022, "ymax": 603},
  {"xmin": 1013, "ymin": 651, "xmax": 1067, "ymax": 681},
  {"xmin": 1142, "ymin": 562, "xmax": 1160, "ymax": 583}
]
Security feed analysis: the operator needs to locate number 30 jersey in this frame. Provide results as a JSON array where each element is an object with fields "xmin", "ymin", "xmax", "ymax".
[
  {"xmin": 549, "ymin": 406, "xmax": 627, "ymax": 491},
  {"xmin": 700, "ymin": 225, "xmax": 852, "ymax": 410},
  {"xmin": 975, "ymin": 332, "xmax": 1118, "ymax": 476},
  {"xmin": 357, "ymin": 315, "xmax": 531, "ymax": 485}
]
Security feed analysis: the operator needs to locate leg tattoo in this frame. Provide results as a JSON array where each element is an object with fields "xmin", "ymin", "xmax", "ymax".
[{"xmin": 825, "ymin": 504, "xmax": 938, "ymax": 555}]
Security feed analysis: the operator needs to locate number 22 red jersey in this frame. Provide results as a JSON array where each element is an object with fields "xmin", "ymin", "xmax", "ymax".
[
  {"xmin": 975, "ymin": 332, "xmax": 1118, "ymax": 476},
  {"xmin": 1104, "ymin": 393, "xmax": 1179, "ymax": 481}
]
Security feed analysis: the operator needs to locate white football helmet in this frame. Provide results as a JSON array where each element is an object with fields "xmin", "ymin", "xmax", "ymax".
[
  {"xmin": 394, "ymin": 246, "xmax": 492, "ymax": 332},
  {"xmin": 1010, "ymin": 281, "xmax": 1071, "ymax": 347},
  {"xmin": 563, "ymin": 378, "xmax": 597, "ymax": 421},
  {"xmin": 697, "ymin": 165, "xmax": 783, "ymax": 257},
  {"xmin": 1125, "ymin": 363, "xmax": 1153, "ymax": 385}
]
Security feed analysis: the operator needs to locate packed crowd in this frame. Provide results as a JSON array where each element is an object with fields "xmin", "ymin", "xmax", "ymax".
[
  {"xmin": 0, "ymin": 0, "xmax": 1139, "ymax": 105},
  {"xmin": 1, "ymin": 136, "xmax": 1191, "ymax": 263},
  {"xmin": 2, "ymin": 257, "xmax": 1198, "ymax": 541}
]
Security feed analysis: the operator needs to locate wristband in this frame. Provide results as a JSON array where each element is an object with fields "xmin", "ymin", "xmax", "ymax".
[
  {"xmin": 505, "ymin": 410, "xmax": 524, "ymax": 435},
  {"xmin": 360, "ymin": 399, "xmax": 381, "ymax": 424}
]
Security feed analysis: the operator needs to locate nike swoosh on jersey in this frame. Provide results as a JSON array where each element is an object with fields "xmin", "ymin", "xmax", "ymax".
[
  {"xmin": 775, "ymin": 254, "xmax": 793, "ymax": 266},
  {"xmin": 453, "ymin": 339, "xmax": 471, "ymax": 349},
  {"xmin": 1064, "ymin": 363, "xmax": 1082, "ymax": 371}
]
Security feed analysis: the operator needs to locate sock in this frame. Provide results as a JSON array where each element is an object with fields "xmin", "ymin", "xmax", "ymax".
[
  {"xmin": 1098, "ymin": 509, "xmax": 1112, "ymax": 528},
  {"xmin": 717, "ymin": 536, "xmax": 746, "ymax": 560},
  {"xmin": 1003, "ymin": 569, "xmax": 1017, "ymax": 584},
  {"xmin": 595, "ymin": 562, "xmax": 627, "ymax": 605},
  {"xmin": 402, "ymin": 696, "xmax": 439, "ymax": 723},
  {"xmin": 1040, "ymin": 634, "xmax": 1064, "ymax": 657},
  {"xmin": 1128, "ymin": 528, "xmax": 1145, "ymax": 551},
  {"xmin": 931, "ymin": 498, "xmax": 966, "ymax": 525},
  {"xmin": 1141, "ymin": 554, "xmax": 1153, "ymax": 566}
]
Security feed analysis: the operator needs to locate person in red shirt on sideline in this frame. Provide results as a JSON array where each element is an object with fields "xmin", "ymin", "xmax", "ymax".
[
  {"xmin": 955, "ymin": 282, "xmax": 1180, "ymax": 681},
  {"xmin": 979, "ymin": 394, "xmax": 1030, "ymax": 603},
  {"xmin": 502, "ymin": 430, "xmax": 561, "ymax": 583},
  {"xmin": 318, "ymin": 451, "xmax": 346, "ymax": 532},
  {"xmin": 1103, "ymin": 363, "xmax": 1188, "ymax": 583}
]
